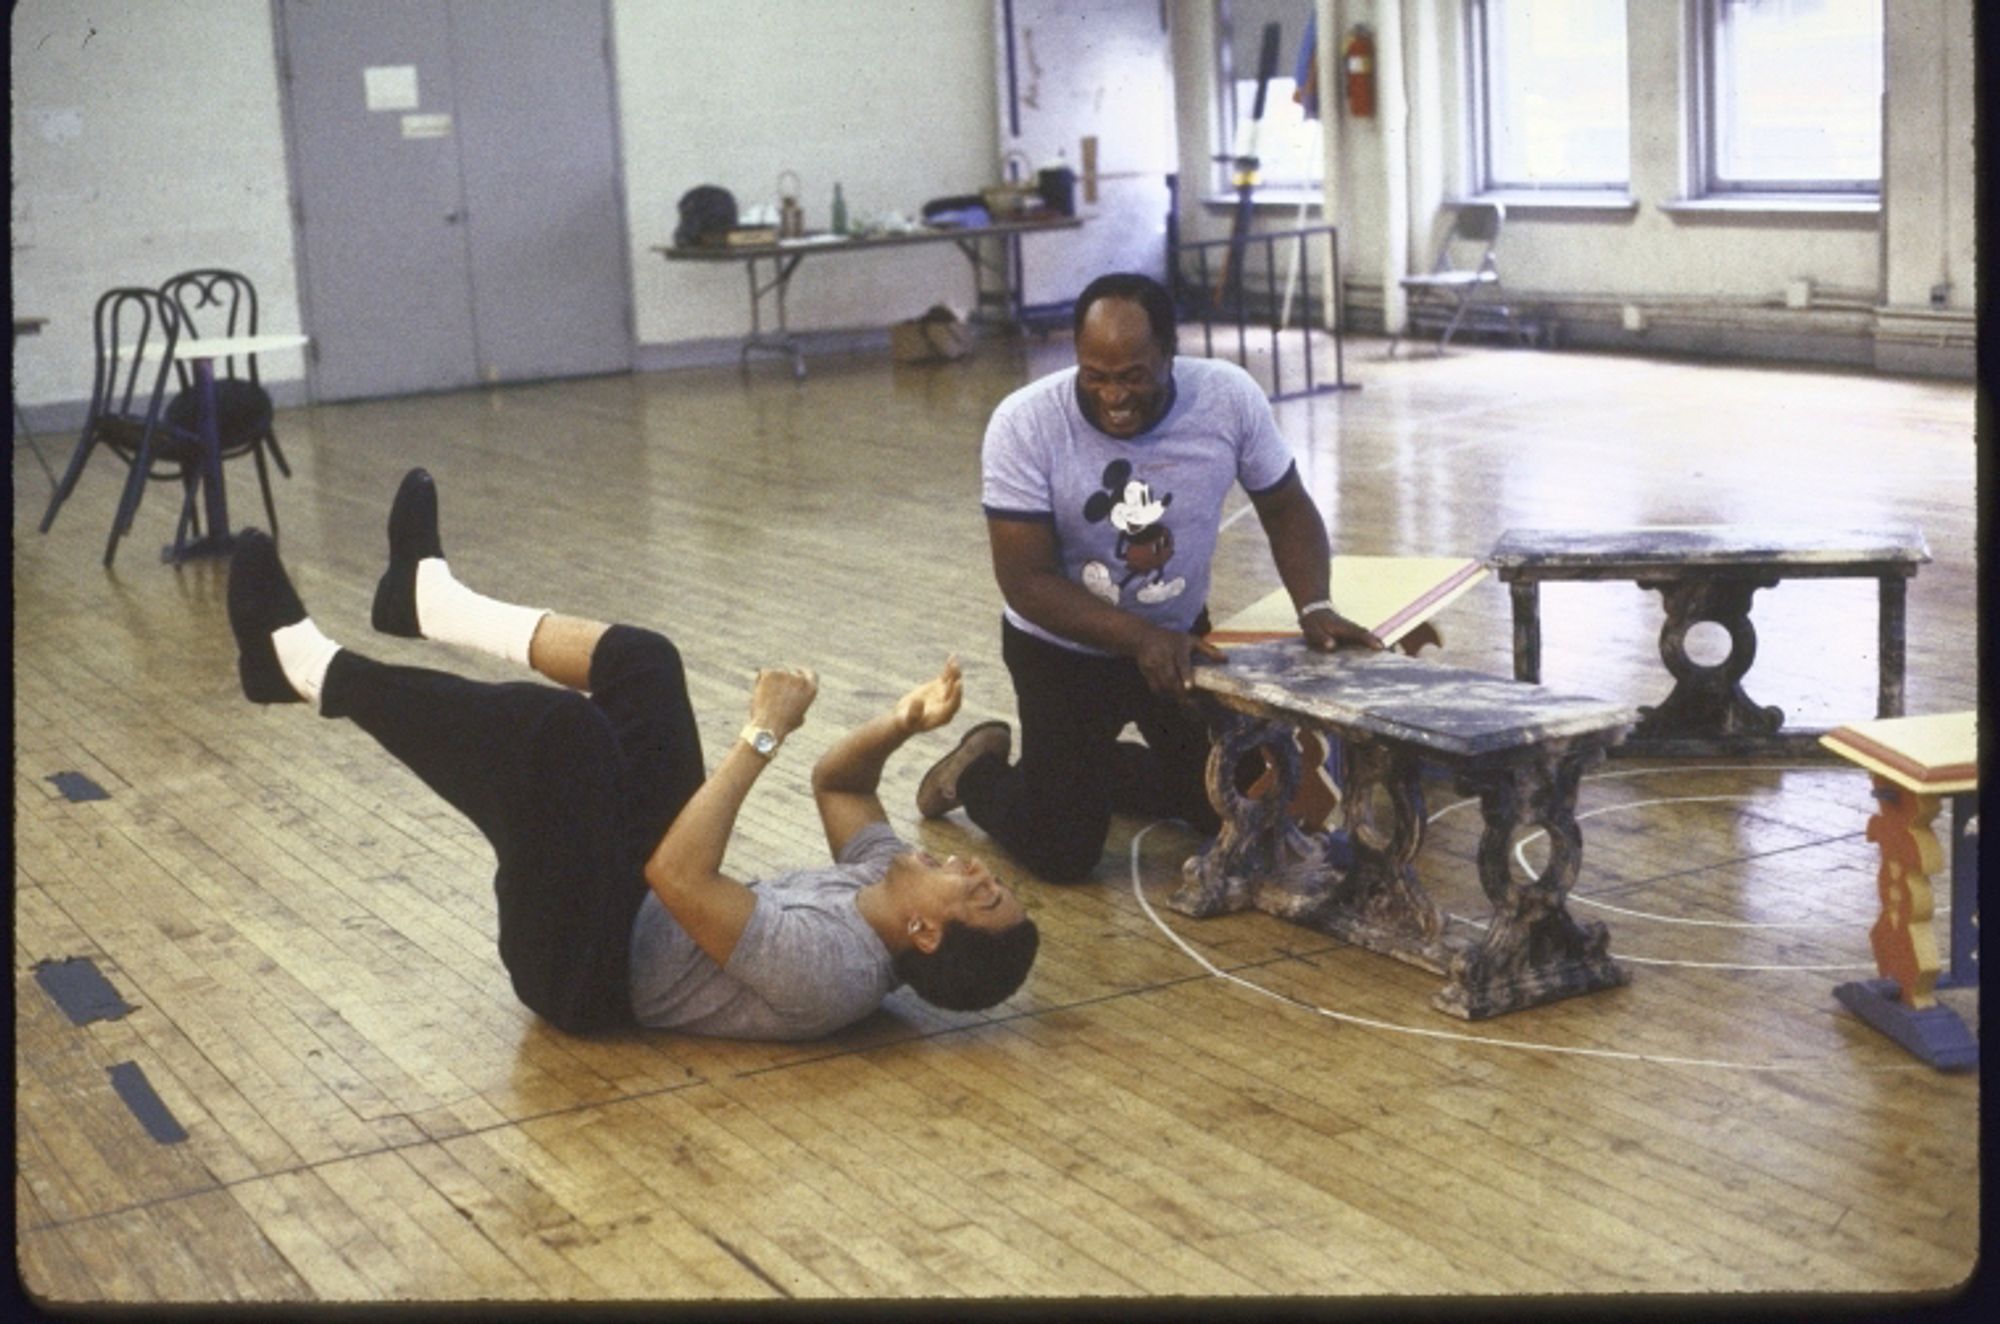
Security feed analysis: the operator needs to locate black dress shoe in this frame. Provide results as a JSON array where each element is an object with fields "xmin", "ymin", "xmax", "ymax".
[
  {"xmin": 228, "ymin": 528, "xmax": 307, "ymax": 704},
  {"xmin": 371, "ymin": 467, "xmax": 444, "ymax": 637}
]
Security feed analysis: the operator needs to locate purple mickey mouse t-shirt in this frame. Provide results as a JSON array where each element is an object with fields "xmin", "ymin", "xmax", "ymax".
[{"xmin": 981, "ymin": 356, "xmax": 1298, "ymax": 655}]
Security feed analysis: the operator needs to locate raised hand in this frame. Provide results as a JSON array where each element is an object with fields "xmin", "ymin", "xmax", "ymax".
[
  {"xmin": 749, "ymin": 666, "xmax": 818, "ymax": 737},
  {"xmin": 894, "ymin": 655, "xmax": 964, "ymax": 734}
]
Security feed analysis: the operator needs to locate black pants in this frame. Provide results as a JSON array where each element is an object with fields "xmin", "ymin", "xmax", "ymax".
[
  {"xmin": 959, "ymin": 617, "xmax": 1221, "ymax": 884},
  {"xmin": 320, "ymin": 625, "xmax": 704, "ymax": 1034}
]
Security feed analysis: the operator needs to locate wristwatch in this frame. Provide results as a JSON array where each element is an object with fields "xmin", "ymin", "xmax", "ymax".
[{"xmin": 739, "ymin": 723, "xmax": 781, "ymax": 758}]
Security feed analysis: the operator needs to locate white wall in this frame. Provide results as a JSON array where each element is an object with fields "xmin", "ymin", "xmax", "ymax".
[
  {"xmin": 613, "ymin": 0, "xmax": 1000, "ymax": 356},
  {"xmin": 9, "ymin": 0, "xmax": 1001, "ymax": 417},
  {"xmin": 10, "ymin": 0, "xmax": 302, "ymax": 411}
]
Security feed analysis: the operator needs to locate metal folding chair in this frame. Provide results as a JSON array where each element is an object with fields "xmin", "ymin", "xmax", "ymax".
[{"xmin": 1390, "ymin": 202, "xmax": 1510, "ymax": 356}]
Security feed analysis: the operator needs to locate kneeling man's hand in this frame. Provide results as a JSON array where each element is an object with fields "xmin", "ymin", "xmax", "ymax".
[
  {"xmin": 895, "ymin": 655, "xmax": 964, "ymax": 735},
  {"xmin": 1302, "ymin": 608, "xmax": 1385, "ymax": 653},
  {"xmin": 1137, "ymin": 625, "xmax": 1229, "ymax": 697}
]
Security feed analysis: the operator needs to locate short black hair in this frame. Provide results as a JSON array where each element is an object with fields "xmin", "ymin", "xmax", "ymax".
[
  {"xmin": 893, "ymin": 916, "xmax": 1040, "ymax": 1012},
  {"xmin": 1073, "ymin": 272, "xmax": 1178, "ymax": 356}
]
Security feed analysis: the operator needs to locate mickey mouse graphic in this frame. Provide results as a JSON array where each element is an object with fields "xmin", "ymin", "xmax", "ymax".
[{"xmin": 1079, "ymin": 459, "xmax": 1187, "ymax": 606}]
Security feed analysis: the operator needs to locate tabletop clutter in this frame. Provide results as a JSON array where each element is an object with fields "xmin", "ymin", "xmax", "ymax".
[
  {"xmin": 670, "ymin": 155, "xmax": 1079, "ymax": 365},
  {"xmin": 674, "ymin": 154, "xmax": 1078, "ymax": 250}
]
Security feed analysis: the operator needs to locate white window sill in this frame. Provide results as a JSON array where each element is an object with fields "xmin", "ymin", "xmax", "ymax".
[
  {"xmin": 1200, "ymin": 188, "xmax": 1324, "ymax": 212},
  {"xmin": 1659, "ymin": 195, "xmax": 1880, "ymax": 218},
  {"xmin": 1468, "ymin": 191, "xmax": 1638, "ymax": 214}
]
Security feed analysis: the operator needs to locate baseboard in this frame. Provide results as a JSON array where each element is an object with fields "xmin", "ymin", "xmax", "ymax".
[
  {"xmin": 1551, "ymin": 316, "xmax": 1876, "ymax": 369},
  {"xmin": 1872, "ymin": 339, "xmax": 1977, "ymax": 379},
  {"xmin": 1343, "ymin": 285, "xmax": 1974, "ymax": 380},
  {"xmin": 635, "ymin": 328, "xmax": 892, "ymax": 374}
]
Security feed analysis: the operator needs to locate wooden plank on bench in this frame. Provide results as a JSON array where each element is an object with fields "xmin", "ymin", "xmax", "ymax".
[{"xmin": 1209, "ymin": 556, "xmax": 1489, "ymax": 650}]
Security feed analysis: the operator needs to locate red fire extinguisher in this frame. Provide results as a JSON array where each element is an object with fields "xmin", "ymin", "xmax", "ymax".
[{"xmin": 1343, "ymin": 25, "xmax": 1376, "ymax": 119}]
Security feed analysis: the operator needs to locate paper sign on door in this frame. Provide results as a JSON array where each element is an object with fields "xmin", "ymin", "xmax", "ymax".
[{"xmin": 363, "ymin": 65, "xmax": 419, "ymax": 112}]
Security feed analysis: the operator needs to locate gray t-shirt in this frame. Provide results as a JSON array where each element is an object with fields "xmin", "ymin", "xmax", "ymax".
[
  {"xmin": 626, "ymin": 821, "xmax": 902, "ymax": 1040},
  {"xmin": 981, "ymin": 356, "xmax": 1298, "ymax": 655}
]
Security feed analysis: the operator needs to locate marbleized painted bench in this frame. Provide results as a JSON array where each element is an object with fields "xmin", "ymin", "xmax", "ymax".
[
  {"xmin": 1175, "ymin": 642, "xmax": 1636, "ymax": 1019},
  {"xmin": 1488, "ymin": 525, "xmax": 1930, "ymax": 757}
]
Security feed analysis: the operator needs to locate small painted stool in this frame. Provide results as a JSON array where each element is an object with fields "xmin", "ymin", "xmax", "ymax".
[{"xmin": 1820, "ymin": 711, "xmax": 1978, "ymax": 1070}]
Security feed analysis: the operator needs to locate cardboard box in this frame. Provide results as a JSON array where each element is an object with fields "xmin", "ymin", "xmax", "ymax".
[{"xmin": 889, "ymin": 306, "xmax": 974, "ymax": 363}]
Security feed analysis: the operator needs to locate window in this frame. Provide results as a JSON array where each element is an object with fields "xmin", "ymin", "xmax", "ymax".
[
  {"xmin": 1469, "ymin": 0, "xmax": 1630, "ymax": 192},
  {"xmin": 1217, "ymin": 0, "xmax": 1322, "ymax": 192},
  {"xmin": 1699, "ymin": 0, "xmax": 1882, "ymax": 194}
]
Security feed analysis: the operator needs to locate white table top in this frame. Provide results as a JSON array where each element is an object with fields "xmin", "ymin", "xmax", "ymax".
[{"xmin": 175, "ymin": 332, "xmax": 309, "ymax": 359}]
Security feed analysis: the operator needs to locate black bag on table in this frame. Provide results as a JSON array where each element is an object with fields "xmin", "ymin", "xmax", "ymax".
[{"xmin": 675, "ymin": 185, "xmax": 738, "ymax": 247}]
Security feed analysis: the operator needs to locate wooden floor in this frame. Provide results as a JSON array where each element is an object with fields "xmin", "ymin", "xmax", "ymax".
[{"xmin": 13, "ymin": 333, "xmax": 1980, "ymax": 1303}]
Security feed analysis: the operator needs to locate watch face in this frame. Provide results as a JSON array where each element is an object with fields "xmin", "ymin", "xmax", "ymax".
[{"xmin": 753, "ymin": 730, "xmax": 778, "ymax": 755}]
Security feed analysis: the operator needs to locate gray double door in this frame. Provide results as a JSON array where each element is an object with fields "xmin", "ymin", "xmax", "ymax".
[{"xmin": 278, "ymin": 0, "xmax": 632, "ymax": 402}]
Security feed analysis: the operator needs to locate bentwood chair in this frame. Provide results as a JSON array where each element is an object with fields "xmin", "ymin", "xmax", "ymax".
[
  {"xmin": 159, "ymin": 268, "xmax": 290, "ymax": 536},
  {"xmin": 39, "ymin": 287, "xmax": 206, "ymax": 566},
  {"xmin": 1390, "ymin": 201, "xmax": 1511, "ymax": 356}
]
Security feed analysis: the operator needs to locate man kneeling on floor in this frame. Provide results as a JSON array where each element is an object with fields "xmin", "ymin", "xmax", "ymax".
[{"xmin": 227, "ymin": 469, "xmax": 1038, "ymax": 1040}]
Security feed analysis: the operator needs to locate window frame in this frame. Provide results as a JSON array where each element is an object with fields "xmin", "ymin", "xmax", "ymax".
[
  {"xmin": 1213, "ymin": 0, "xmax": 1324, "ymax": 196},
  {"xmin": 1691, "ymin": 0, "xmax": 1883, "ymax": 199},
  {"xmin": 1465, "ymin": 0, "xmax": 1632, "ymax": 196}
]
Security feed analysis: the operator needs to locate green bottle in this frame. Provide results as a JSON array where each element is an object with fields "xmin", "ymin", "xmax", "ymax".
[{"xmin": 831, "ymin": 183, "xmax": 848, "ymax": 235}]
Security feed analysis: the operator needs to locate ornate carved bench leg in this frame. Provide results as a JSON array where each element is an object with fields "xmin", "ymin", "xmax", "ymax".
[
  {"xmin": 1307, "ymin": 737, "xmax": 1452, "ymax": 972},
  {"xmin": 1877, "ymin": 573, "xmax": 1908, "ymax": 718},
  {"xmin": 1509, "ymin": 580, "xmax": 1541, "ymax": 683},
  {"xmin": 1435, "ymin": 741, "xmax": 1628, "ymax": 1019},
  {"xmin": 1633, "ymin": 574, "xmax": 1785, "ymax": 746},
  {"xmin": 1172, "ymin": 708, "xmax": 1332, "ymax": 918}
]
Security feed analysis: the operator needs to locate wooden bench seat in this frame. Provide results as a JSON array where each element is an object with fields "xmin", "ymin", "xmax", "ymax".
[
  {"xmin": 1179, "ymin": 642, "xmax": 1635, "ymax": 1019},
  {"xmin": 1489, "ymin": 524, "xmax": 1931, "ymax": 757}
]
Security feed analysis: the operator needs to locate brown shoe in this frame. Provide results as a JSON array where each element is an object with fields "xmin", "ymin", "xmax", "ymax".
[{"xmin": 916, "ymin": 720, "xmax": 1011, "ymax": 818}]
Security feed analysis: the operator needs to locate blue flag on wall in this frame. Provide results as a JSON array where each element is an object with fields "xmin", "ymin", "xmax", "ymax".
[{"xmin": 1293, "ymin": 12, "xmax": 1320, "ymax": 119}]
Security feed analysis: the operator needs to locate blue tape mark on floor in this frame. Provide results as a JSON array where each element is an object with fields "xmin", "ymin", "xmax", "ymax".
[
  {"xmin": 47, "ymin": 771, "xmax": 109, "ymax": 802},
  {"xmin": 107, "ymin": 1061, "xmax": 188, "ymax": 1144},
  {"xmin": 33, "ymin": 956, "xmax": 138, "ymax": 1025}
]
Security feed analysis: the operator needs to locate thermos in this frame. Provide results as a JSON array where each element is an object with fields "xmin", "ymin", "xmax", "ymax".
[{"xmin": 1038, "ymin": 153, "xmax": 1076, "ymax": 216}]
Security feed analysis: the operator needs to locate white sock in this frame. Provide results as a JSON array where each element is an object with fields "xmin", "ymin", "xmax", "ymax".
[
  {"xmin": 271, "ymin": 617, "xmax": 341, "ymax": 711},
  {"xmin": 415, "ymin": 559, "xmax": 547, "ymax": 668}
]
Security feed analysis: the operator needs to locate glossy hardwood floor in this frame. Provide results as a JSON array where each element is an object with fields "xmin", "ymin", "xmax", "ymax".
[{"xmin": 13, "ymin": 333, "xmax": 1980, "ymax": 1303}]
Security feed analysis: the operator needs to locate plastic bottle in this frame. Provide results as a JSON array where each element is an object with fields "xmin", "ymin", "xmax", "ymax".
[{"xmin": 831, "ymin": 183, "xmax": 848, "ymax": 236}]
